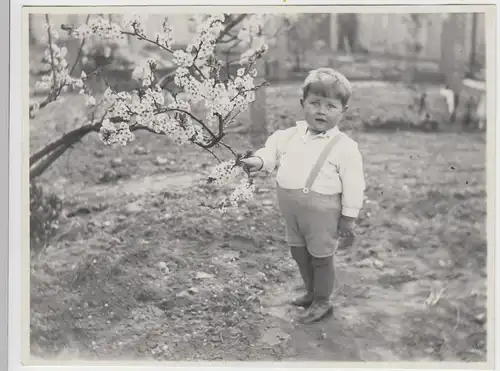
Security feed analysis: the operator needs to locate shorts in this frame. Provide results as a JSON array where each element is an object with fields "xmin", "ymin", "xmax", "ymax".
[{"xmin": 276, "ymin": 184, "xmax": 342, "ymax": 258}]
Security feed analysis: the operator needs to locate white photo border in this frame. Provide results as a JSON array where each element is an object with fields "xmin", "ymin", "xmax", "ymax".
[{"xmin": 8, "ymin": 1, "xmax": 499, "ymax": 370}]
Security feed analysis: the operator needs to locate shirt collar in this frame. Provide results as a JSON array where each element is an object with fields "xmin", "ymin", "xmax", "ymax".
[{"xmin": 297, "ymin": 121, "xmax": 340, "ymax": 139}]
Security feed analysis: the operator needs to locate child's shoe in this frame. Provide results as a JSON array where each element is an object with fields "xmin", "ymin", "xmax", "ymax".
[
  {"xmin": 290, "ymin": 292, "xmax": 314, "ymax": 307},
  {"xmin": 297, "ymin": 300, "xmax": 333, "ymax": 324}
]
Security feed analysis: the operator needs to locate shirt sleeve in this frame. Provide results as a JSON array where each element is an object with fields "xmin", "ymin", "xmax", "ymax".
[
  {"xmin": 338, "ymin": 140, "xmax": 366, "ymax": 218},
  {"xmin": 253, "ymin": 127, "xmax": 294, "ymax": 173}
]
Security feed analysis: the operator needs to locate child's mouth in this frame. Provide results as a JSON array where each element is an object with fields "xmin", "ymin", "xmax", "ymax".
[{"xmin": 315, "ymin": 118, "xmax": 327, "ymax": 123}]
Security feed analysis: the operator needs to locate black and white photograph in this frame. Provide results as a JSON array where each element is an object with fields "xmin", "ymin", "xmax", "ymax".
[{"xmin": 25, "ymin": 6, "xmax": 492, "ymax": 364}]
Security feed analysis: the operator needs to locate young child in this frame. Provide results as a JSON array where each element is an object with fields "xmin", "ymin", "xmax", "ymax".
[{"xmin": 241, "ymin": 68, "xmax": 365, "ymax": 324}]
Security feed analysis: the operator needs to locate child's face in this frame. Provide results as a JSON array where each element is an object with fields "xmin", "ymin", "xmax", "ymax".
[{"xmin": 301, "ymin": 93, "xmax": 345, "ymax": 133}]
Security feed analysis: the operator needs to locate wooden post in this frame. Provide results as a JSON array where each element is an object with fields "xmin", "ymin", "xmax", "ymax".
[
  {"xmin": 249, "ymin": 58, "xmax": 268, "ymax": 148},
  {"xmin": 439, "ymin": 13, "xmax": 468, "ymax": 123},
  {"xmin": 468, "ymin": 13, "xmax": 478, "ymax": 76},
  {"xmin": 264, "ymin": 15, "xmax": 288, "ymax": 82},
  {"xmin": 329, "ymin": 14, "xmax": 338, "ymax": 52}
]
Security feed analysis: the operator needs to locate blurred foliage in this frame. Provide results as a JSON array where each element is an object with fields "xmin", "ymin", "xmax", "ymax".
[
  {"xmin": 30, "ymin": 181, "xmax": 63, "ymax": 252},
  {"xmin": 284, "ymin": 14, "xmax": 330, "ymax": 71}
]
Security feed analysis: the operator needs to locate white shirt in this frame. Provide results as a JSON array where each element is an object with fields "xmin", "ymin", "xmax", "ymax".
[{"xmin": 254, "ymin": 121, "xmax": 365, "ymax": 218}]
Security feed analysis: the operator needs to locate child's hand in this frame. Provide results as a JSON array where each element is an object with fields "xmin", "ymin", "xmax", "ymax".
[
  {"xmin": 240, "ymin": 156, "xmax": 264, "ymax": 172},
  {"xmin": 338, "ymin": 216, "xmax": 356, "ymax": 238}
]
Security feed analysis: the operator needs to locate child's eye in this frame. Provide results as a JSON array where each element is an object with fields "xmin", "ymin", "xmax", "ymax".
[{"xmin": 327, "ymin": 104, "xmax": 335, "ymax": 109}]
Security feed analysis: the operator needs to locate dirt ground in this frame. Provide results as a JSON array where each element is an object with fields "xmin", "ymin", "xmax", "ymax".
[{"xmin": 29, "ymin": 83, "xmax": 487, "ymax": 363}]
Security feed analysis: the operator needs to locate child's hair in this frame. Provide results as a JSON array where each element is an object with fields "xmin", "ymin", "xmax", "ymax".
[{"xmin": 301, "ymin": 68, "xmax": 352, "ymax": 108}]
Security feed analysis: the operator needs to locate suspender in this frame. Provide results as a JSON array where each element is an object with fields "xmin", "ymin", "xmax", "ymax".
[{"xmin": 302, "ymin": 133, "xmax": 345, "ymax": 194}]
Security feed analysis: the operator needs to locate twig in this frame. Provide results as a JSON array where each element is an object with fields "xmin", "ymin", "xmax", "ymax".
[
  {"xmin": 245, "ymin": 290, "xmax": 263, "ymax": 302},
  {"xmin": 158, "ymin": 108, "xmax": 218, "ymax": 141},
  {"xmin": 32, "ymin": 16, "xmax": 95, "ymax": 115},
  {"xmin": 218, "ymin": 141, "xmax": 237, "ymax": 157},
  {"xmin": 121, "ymin": 30, "xmax": 174, "ymax": 54},
  {"xmin": 197, "ymin": 133, "xmax": 226, "ymax": 149},
  {"xmin": 193, "ymin": 143, "xmax": 221, "ymax": 163},
  {"xmin": 158, "ymin": 69, "xmax": 177, "ymax": 89},
  {"xmin": 451, "ymin": 305, "xmax": 461, "ymax": 333},
  {"xmin": 190, "ymin": 65, "xmax": 207, "ymax": 81},
  {"xmin": 130, "ymin": 125, "xmax": 161, "ymax": 135},
  {"xmin": 130, "ymin": 125, "xmax": 221, "ymax": 162},
  {"xmin": 188, "ymin": 40, "xmax": 211, "ymax": 81},
  {"xmin": 218, "ymin": 34, "xmax": 239, "ymax": 44},
  {"xmin": 230, "ymin": 82, "xmax": 268, "ymax": 103},
  {"xmin": 221, "ymin": 36, "xmax": 243, "ymax": 79},
  {"xmin": 216, "ymin": 113, "xmax": 224, "ymax": 135},
  {"xmin": 45, "ymin": 14, "xmax": 57, "ymax": 91},
  {"xmin": 192, "ymin": 41, "xmax": 203, "ymax": 63},
  {"xmin": 226, "ymin": 109, "xmax": 242, "ymax": 126},
  {"xmin": 69, "ymin": 14, "xmax": 91, "ymax": 76}
]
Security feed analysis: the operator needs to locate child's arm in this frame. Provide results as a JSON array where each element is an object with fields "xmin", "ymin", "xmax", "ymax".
[
  {"xmin": 241, "ymin": 129, "xmax": 291, "ymax": 172},
  {"xmin": 337, "ymin": 141, "xmax": 365, "ymax": 236}
]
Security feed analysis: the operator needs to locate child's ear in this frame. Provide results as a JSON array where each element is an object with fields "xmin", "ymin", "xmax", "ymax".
[
  {"xmin": 342, "ymin": 104, "xmax": 348, "ymax": 113},
  {"xmin": 300, "ymin": 98, "xmax": 304, "ymax": 107}
]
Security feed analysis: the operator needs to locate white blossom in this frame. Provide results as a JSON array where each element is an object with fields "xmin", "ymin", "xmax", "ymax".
[
  {"xmin": 173, "ymin": 50, "xmax": 194, "ymax": 68},
  {"xmin": 208, "ymin": 161, "xmax": 242, "ymax": 186},
  {"xmin": 229, "ymin": 178, "xmax": 256, "ymax": 203},
  {"xmin": 237, "ymin": 14, "xmax": 266, "ymax": 44},
  {"xmin": 84, "ymin": 95, "xmax": 96, "ymax": 106},
  {"xmin": 155, "ymin": 21, "xmax": 174, "ymax": 50},
  {"xmin": 98, "ymin": 118, "xmax": 135, "ymax": 146}
]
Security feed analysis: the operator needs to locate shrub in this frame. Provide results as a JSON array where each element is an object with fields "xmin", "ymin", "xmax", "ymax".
[{"xmin": 30, "ymin": 182, "xmax": 63, "ymax": 251}]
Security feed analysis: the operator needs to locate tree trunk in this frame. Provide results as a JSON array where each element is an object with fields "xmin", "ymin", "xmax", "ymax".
[
  {"xmin": 337, "ymin": 14, "xmax": 360, "ymax": 53},
  {"xmin": 468, "ymin": 13, "xmax": 478, "ymax": 77}
]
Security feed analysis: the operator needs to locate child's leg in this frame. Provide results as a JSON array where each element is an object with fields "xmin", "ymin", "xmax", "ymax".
[
  {"xmin": 296, "ymin": 254, "xmax": 335, "ymax": 323},
  {"xmin": 276, "ymin": 188, "xmax": 312, "ymax": 305},
  {"xmin": 290, "ymin": 246, "xmax": 313, "ymax": 292},
  {"xmin": 293, "ymin": 193, "xmax": 340, "ymax": 321},
  {"xmin": 311, "ymin": 255, "xmax": 335, "ymax": 303},
  {"xmin": 290, "ymin": 245, "xmax": 314, "ymax": 306}
]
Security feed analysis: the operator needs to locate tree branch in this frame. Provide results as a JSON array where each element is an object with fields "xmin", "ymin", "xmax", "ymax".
[
  {"xmin": 30, "ymin": 110, "xmax": 234, "ymax": 180},
  {"xmin": 30, "ymin": 122, "xmax": 100, "ymax": 166},
  {"xmin": 29, "ymin": 14, "xmax": 260, "ymax": 180},
  {"xmin": 218, "ymin": 34, "xmax": 239, "ymax": 44},
  {"xmin": 32, "ymin": 16, "xmax": 94, "ymax": 117},
  {"xmin": 217, "ymin": 14, "xmax": 248, "ymax": 43},
  {"xmin": 30, "ymin": 135, "xmax": 85, "ymax": 181}
]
